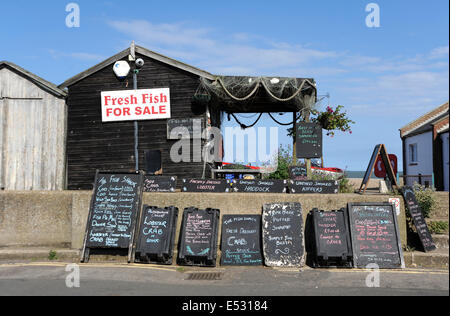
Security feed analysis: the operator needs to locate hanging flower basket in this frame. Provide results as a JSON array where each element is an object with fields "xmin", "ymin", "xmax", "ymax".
[{"xmin": 312, "ymin": 105, "xmax": 355, "ymax": 137}]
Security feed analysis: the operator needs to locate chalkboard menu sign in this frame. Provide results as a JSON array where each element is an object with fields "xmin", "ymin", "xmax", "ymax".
[
  {"xmin": 262, "ymin": 203, "xmax": 305, "ymax": 267},
  {"xmin": 347, "ymin": 203, "xmax": 405, "ymax": 269},
  {"xmin": 232, "ymin": 179, "xmax": 287, "ymax": 193},
  {"xmin": 289, "ymin": 166, "xmax": 307, "ymax": 180},
  {"xmin": 401, "ymin": 187, "xmax": 436, "ymax": 252},
  {"xmin": 289, "ymin": 180, "xmax": 339, "ymax": 194},
  {"xmin": 182, "ymin": 179, "xmax": 231, "ymax": 193},
  {"xmin": 310, "ymin": 209, "xmax": 353, "ymax": 268},
  {"xmin": 135, "ymin": 206, "xmax": 179, "ymax": 265},
  {"xmin": 296, "ymin": 122, "xmax": 322, "ymax": 159},
  {"xmin": 81, "ymin": 171, "xmax": 144, "ymax": 263},
  {"xmin": 143, "ymin": 176, "xmax": 177, "ymax": 192},
  {"xmin": 178, "ymin": 208, "xmax": 220, "ymax": 267},
  {"xmin": 167, "ymin": 118, "xmax": 205, "ymax": 139},
  {"xmin": 221, "ymin": 215, "xmax": 263, "ymax": 266}
]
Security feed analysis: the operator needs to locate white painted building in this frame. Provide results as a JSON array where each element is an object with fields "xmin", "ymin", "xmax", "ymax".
[{"xmin": 400, "ymin": 102, "xmax": 449, "ymax": 191}]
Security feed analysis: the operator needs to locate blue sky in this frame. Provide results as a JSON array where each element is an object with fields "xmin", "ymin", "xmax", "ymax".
[{"xmin": 1, "ymin": 0, "xmax": 448, "ymax": 171}]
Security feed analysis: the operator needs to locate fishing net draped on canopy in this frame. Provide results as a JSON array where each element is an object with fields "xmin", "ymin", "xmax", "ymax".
[{"xmin": 193, "ymin": 76, "xmax": 317, "ymax": 116}]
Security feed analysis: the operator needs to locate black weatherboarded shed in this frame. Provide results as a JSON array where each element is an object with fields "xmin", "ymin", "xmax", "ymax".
[{"xmin": 59, "ymin": 45, "xmax": 215, "ymax": 190}]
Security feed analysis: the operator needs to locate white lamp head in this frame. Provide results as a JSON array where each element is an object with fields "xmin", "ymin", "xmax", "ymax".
[{"xmin": 113, "ymin": 61, "xmax": 131, "ymax": 79}]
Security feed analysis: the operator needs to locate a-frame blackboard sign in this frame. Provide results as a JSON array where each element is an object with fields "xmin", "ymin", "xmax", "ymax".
[
  {"xmin": 401, "ymin": 187, "xmax": 436, "ymax": 252},
  {"xmin": 359, "ymin": 144, "xmax": 398, "ymax": 194},
  {"xmin": 80, "ymin": 171, "xmax": 144, "ymax": 263},
  {"xmin": 347, "ymin": 202, "xmax": 405, "ymax": 269}
]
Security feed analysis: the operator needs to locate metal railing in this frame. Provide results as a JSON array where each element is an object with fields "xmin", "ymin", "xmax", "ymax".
[{"xmin": 402, "ymin": 174, "xmax": 434, "ymax": 188}]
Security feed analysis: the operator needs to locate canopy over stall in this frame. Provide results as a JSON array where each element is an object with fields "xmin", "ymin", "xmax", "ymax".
[
  {"xmin": 193, "ymin": 75, "xmax": 319, "ymax": 176},
  {"xmin": 193, "ymin": 75, "xmax": 317, "ymax": 130}
]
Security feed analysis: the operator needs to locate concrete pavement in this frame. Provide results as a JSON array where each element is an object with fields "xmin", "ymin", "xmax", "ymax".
[{"xmin": 0, "ymin": 262, "xmax": 447, "ymax": 296}]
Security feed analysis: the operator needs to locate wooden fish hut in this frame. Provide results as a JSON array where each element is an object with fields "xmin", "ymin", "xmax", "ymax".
[
  {"xmin": 59, "ymin": 45, "xmax": 218, "ymax": 190},
  {"xmin": 59, "ymin": 44, "xmax": 317, "ymax": 190},
  {"xmin": 0, "ymin": 61, "xmax": 67, "ymax": 190}
]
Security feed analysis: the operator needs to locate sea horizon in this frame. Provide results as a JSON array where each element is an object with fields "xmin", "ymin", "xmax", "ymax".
[{"xmin": 345, "ymin": 170, "xmax": 404, "ymax": 179}]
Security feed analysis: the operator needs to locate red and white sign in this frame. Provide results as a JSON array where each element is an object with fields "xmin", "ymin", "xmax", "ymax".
[
  {"xmin": 375, "ymin": 154, "xmax": 398, "ymax": 178},
  {"xmin": 389, "ymin": 197, "xmax": 401, "ymax": 216},
  {"xmin": 101, "ymin": 88, "xmax": 171, "ymax": 122}
]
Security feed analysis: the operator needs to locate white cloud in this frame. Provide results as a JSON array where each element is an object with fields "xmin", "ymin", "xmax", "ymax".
[
  {"xmin": 106, "ymin": 19, "xmax": 448, "ymax": 120},
  {"xmin": 49, "ymin": 49, "xmax": 105, "ymax": 62},
  {"xmin": 107, "ymin": 19, "xmax": 339, "ymax": 76},
  {"xmin": 429, "ymin": 46, "xmax": 449, "ymax": 59}
]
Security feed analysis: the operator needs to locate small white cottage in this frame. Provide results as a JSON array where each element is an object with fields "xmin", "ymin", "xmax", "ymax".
[
  {"xmin": 0, "ymin": 61, "xmax": 67, "ymax": 190},
  {"xmin": 400, "ymin": 102, "xmax": 449, "ymax": 191}
]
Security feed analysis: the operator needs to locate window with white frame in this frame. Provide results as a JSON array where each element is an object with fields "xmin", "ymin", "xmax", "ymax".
[{"xmin": 409, "ymin": 143, "xmax": 418, "ymax": 163}]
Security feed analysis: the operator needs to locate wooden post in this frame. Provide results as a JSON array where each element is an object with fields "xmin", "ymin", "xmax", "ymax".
[
  {"xmin": 304, "ymin": 112, "xmax": 312, "ymax": 179},
  {"xmin": 293, "ymin": 112, "xmax": 297, "ymax": 163}
]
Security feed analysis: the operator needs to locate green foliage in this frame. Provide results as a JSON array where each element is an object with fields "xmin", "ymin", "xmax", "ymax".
[
  {"xmin": 413, "ymin": 183, "xmax": 436, "ymax": 218},
  {"xmin": 48, "ymin": 250, "xmax": 58, "ymax": 261},
  {"xmin": 264, "ymin": 145, "xmax": 353, "ymax": 195},
  {"xmin": 287, "ymin": 105, "xmax": 355, "ymax": 138},
  {"xmin": 339, "ymin": 175, "xmax": 355, "ymax": 193},
  {"xmin": 312, "ymin": 105, "xmax": 355, "ymax": 137},
  {"xmin": 428, "ymin": 221, "xmax": 449, "ymax": 235},
  {"xmin": 266, "ymin": 145, "xmax": 295, "ymax": 180},
  {"xmin": 403, "ymin": 245, "xmax": 416, "ymax": 253}
]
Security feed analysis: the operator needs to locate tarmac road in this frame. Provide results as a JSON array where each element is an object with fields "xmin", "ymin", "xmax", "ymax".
[{"xmin": 0, "ymin": 262, "xmax": 448, "ymax": 296}]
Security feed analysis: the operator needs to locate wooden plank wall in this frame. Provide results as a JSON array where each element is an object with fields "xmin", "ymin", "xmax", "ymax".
[
  {"xmin": 0, "ymin": 68, "xmax": 66, "ymax": 190},
  {"xmin": 66, "ymin": 53, "xmax": 207, "ymax": 190}
]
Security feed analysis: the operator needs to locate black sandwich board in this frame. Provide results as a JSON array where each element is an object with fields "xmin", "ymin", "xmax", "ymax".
[
  {"xmin": 289, "ymin": 166, "xmax": 307, "ymax": 180},
  {"xmin": 289, "ymin": 180, "xmax": 339, "ymax": 194},
  {"xmin": 401, "ymin": 187, "xmax": 436, "ymax": 252},
  {"xmin": 347, "ymin": 203, "xmax": 405, "ymax": 269},
  {"xmin": 232, "ymin": 179, "xmax": 287, "ymax": 193},
  {"xmin": 177, "ymin": 207, "xmax": 220, "ymax": 267},
  {"xmin": 167, "ymin": 118, "xmax": 205, "ymax": 139},
  {"xmin": 182, "ymin": 179, "xmax": 231, "ymax": 193},
  {"xmin": 296, "ymin": 122, "xmax": 323, "ymax": 159},
  {"xmin": 310, "ymin": 208, "xmax": 353, "ymax": 268},
  {"xmin": 359, "ymin": 144, "xmax": 398, "ymax": 194},
  {"xmin": 262, "ymin": 203, "xmax": 305, "ymax": 267},
  {"xmin": 134, "ymin": 206, "xmax": 179, "ymax": 265},
  {"xmin": 220, "ymin": 215, "xmax": 263, "ymax": 266},
  {"xmin": 81, "ymin": 171, "xmax": 144, "ymax": 263},
  {"xmin": 143, "ymin": 175, "xmax": 177, "ymax": 192}
]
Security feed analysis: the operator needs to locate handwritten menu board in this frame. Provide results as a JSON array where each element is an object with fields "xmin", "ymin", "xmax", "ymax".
[
  {"xmin": 182, "ymin": 179, "xmax": 231, "ymax": 193},
  {"xmin": 289, "ymin": 180, "xmax": 339, "ymax": 194},
  {"xmin": 177, "ymin": 208, "xmax": 220, "ymax": 267},
  {"xmin": 81, "ymin": 171, "xmax": 143, "ymax": 263},
  {"xmin": 134, "ymin": 206, "xmax": 179, "ymax": 265},
  {"xmin": 221, "ymin": 215, "xmax": 263, "ymax": 266},
  {"xmin": 143, "ymin": 176, "xmax": 177, "ymax": 192},
  {"xmin": 347, "ymin": 203, "xmax": 405, "ymax": 269},
  {"xmin": 167, "ymin": 118, "xmax": 205, "ymax": 139},
  {"xmin": 232, "ymin": 179, "xmax": 287, "ymax": 193},
  {"xmin": 289, "ymin": 166, "xmax": 307, "ymax": 180},
  {"xmin": 296, "ymin": 122, "xmax": 322, "ymax": 159},
  {"xmin": 311, "ymin": 209, "xmax": 353, "ymax": 267},
  {"xmin": 401, "ymin": 187, "xmax": 436, "ymax": 252},
  {"xmin": 262, "ymin": 203, "xmax": 305, "ymax": 267}
]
